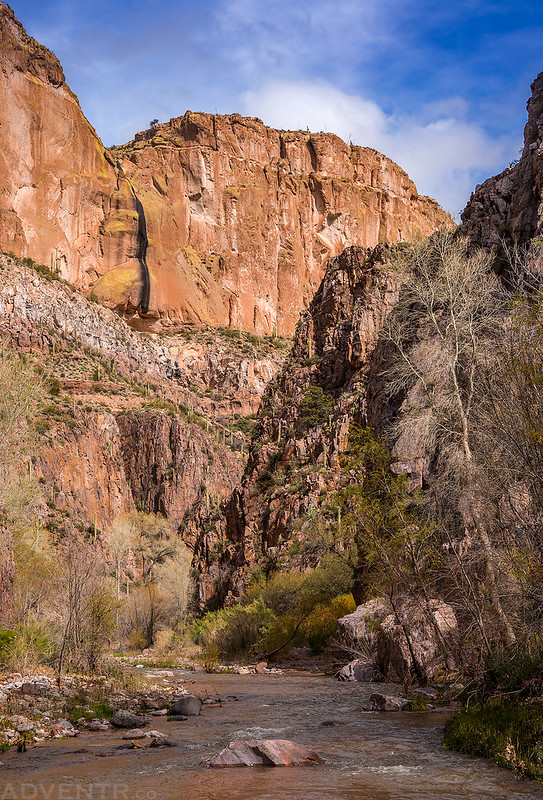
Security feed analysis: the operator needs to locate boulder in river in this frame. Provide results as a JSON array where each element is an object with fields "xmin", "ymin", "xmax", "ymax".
[
  {"xmin": 203, "ymin": 739, "xmax": 323, "ymax": 768},
  {"xmin": 111, "ymin": 710, "xmax": 146, "ymax": 729},
  {"xmin": 167, "ymin": 694, "xmax": 202, "ymax": 716},
  {"xmin": 366, "ymin": 693, "xmax": 409, "ymax": 712},
  {"xmin": 121, "ymin": 729, "xmax": 146, "ymax": 740},
  {"xmin": 338, "ymin": 659, "xmax": 377, "ymax": 682},
  {"xmin": 336, "ymin": 597, "xmax": 457, "ymax": 684}
]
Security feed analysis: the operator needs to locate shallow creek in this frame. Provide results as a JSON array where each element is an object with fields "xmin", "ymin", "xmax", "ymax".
[{"xmin": 2, "ymin": 671, "xmax": 543, "ymax": 800}]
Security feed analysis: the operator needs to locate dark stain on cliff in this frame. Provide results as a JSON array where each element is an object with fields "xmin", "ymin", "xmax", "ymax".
[{"xmin": 131, "ymin": 191, "xmax": 151, "ymax": 314}]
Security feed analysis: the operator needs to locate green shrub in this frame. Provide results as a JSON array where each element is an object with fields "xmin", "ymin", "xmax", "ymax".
[
  {"xmin": 0, "ymin": 630, "xmax": 16, "ymax": 663},
  {"xmin": 192, "ymin": 599, "xmax": 275, "ymax": 659},
  {"xmin": 299, "ymin": 386, "xmax": 334, "ymax": 426},
  {"xmin": 48, "ymin": 378, "xmax": 61, "ymax": 396},
  {"xmin": 2, "ymin": 623, "xmax": 58, "ymax": 672},
  {"xmin": 481, "ymin": 641, "xmax": 543, "ymax": 697}
]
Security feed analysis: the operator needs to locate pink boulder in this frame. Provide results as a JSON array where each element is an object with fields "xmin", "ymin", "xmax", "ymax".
[{"xmin": 203, "ymin": 739, "xmax": 323, "ymax": 768}]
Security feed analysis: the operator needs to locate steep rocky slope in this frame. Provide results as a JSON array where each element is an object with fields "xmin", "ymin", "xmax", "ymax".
[
  {"xmin": 462, "ymin": 71, "xmax": 543, "ymax": 250},
  {"xmin": 0, "ymin": 253, "xmax": 290, "ymax": 568},
  {"xmin": 0, "ymin": 3, "xmax": 452, "ymax": 337},
  {"xmin": 200, "ymin": 245, "xmax": 405, "ymax": 604}
]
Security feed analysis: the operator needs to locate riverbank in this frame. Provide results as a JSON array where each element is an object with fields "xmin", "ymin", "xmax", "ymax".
[{"xmin": 444, "ymin": 698, "xmax": 543, "ymax": 784}]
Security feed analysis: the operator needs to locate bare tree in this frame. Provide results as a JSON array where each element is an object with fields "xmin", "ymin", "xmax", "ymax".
[{"xmin": 383, "ymin": 232, "xmax": 516, "ymax": 648}]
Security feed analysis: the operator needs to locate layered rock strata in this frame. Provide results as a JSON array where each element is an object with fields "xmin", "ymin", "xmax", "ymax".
[{"xmin": 0, "ymin": 254, "xmax": 255, "ymax": 541}]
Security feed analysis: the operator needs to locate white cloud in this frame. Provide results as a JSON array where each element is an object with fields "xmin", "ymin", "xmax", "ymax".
[{"xmin": 243, "ymin": 79, "xmax": 513, "ymax": 217}]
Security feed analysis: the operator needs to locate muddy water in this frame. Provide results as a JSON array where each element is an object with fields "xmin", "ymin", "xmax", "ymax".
[{"xmin": 2, "ymin": 672, "xmax": 543, "ymax": 800}]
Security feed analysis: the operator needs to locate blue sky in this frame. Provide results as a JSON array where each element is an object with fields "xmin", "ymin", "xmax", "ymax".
[{"xmin": 9, "ymin": 0, "xmax": 543, "ymax": 217}]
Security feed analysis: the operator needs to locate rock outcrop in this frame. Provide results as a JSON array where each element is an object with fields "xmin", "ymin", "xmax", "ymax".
[
  {"xmin": 462, "ymin": 72, "xmax": 543, "ymax": 251},
  {"xmin": 0, "ymin": 253, "xmax": 246, "ymax": 554},
  {"xmin": 0, "ymin": 3, "xmax": 451, "ymax": 337},
  {"xmin": 336, "ymin": 598, "xmax": 457, "ymax": 684}
]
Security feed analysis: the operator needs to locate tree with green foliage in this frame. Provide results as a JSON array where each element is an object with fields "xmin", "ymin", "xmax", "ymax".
[{"xmin": 0, "ymin": 346, "xmax": 44, "ymax": 628}]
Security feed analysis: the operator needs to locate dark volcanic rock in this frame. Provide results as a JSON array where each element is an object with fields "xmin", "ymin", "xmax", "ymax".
[
  {"xmin": 111, "ymin": 710, "xmax": 146, "ymax": 729},
  {"xmin": 167, "ymin": 695, "xmax": 202, "ymax": 716}
]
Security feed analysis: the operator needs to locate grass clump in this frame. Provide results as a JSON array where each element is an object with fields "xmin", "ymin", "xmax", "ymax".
[
  {"xmin": 68, "ymin": 701, "xmax": 114, "ymax": 724},
  {"xmin": 443, "ymin": 699, "xmax": 543, "ymax": 782}
]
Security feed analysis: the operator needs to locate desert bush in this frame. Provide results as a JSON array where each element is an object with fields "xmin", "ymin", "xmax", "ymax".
[
  {"xmin": 299, "ymin": 386, "xmax": 334, "ymax": 426},
  {"xmin": 3, "ymin": 623, "xmax": 57, "ymax": 673},
  {"xmin": 192, "ymin": 599, "xmax": 275, "ymax": 659}
]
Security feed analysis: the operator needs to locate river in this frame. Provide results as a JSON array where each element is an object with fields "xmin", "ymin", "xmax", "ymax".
[{"xmin": 1, "ymin": 671, "xmax": 542, "ymax": 800}]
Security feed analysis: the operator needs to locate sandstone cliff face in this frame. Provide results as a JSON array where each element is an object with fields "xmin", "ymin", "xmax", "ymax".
[
  {"xmin": 205, "ymin": 245, "xmax": 404, "ymax": 604},
  {"xmin": 462, "ymin": 72, "xmax": 543, "ymax": 249},
  {"xmin": 0, "ymin": 3, "xmax": 142, "ymax": 293},
  {"xmin": 106, "ymin": 117, "xmax": 451, "ymax": 334},
  {"xmin": 0, "ymin": 4, "xmax": 451, "ymax": 337},
  {"xmin": 37, "ymin": 407, "xmax": 240, "ymax": 542}
]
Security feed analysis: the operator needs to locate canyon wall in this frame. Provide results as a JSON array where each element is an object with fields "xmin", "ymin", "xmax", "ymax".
[
  {"xmin": 0, "ymin": 3, "xmax": 138, "ymax": 291},
  {"xmin": 106, "ymin": 117, "xmax": 452, "ymax": 334},
  {"xmin": 0, "ymin": 253, "xmax": 270, "ymax": 543},
  {"xmin": 0, "ymin": 2, "xmax": 452, "ymax": 336},
  {"xmin": 200, "ymin": 245, "xmax": 405, "ymax": 605},
  {"xmin": 462, "ymin": 71, "xmax": 543, "ymax": 250}
]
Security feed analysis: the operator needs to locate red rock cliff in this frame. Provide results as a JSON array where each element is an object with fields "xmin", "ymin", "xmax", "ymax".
[
  {"xmin": 106, "ymin": 117, "xmax": 452, "ymax": 334},
  {"xmin": 0, "ymin": 3, "xmax": 452, "ymax": 336},
  {"xmin": 0, "ymin": 3, "xmax": 142, "ymax": 291}
]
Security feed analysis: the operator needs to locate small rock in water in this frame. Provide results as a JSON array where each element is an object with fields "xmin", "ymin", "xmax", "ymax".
[
  {"xmin": 167, "ymin": 695, "xmax": 202, "ymax": 716},
  {"xmin": 121, "ymin": 729, "xmax": 147, "ymax": 740},
  {"xmin": 150, "ymin": 709, "xmax": 168, "ymax": 716},
  {"xmin": 338, "ymin": 659, "xmax": 377, "ymax": 682},
  {"xmin": 111, "ymin": 710, "xmax": 146, "ymax": 729},
  {"xmin": 365, "ymin": 693, "xmax": 409, "ymax": 712},
  {"xmin": 149, "ymin": 736, "xmax": 177, "ymax": 748},
  {"xmin": 203, "ymin": 739, "xmax": 323, "ymax": 768},
  {"xmin": 167, "ymin": 714, "xmax": 188, "ymax": 722},
  {"xmin": 145, "ymin": 730, "xmax": 165, "ymax": 739}
]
